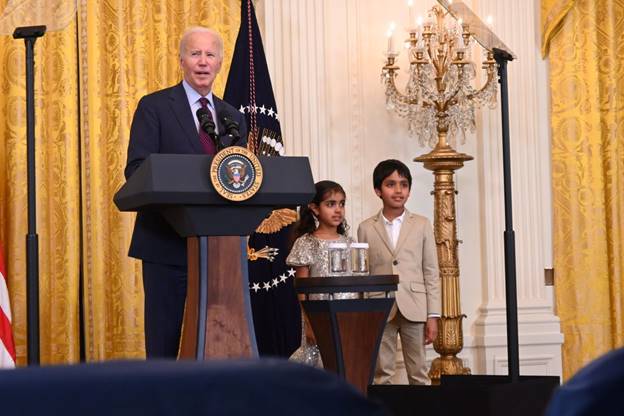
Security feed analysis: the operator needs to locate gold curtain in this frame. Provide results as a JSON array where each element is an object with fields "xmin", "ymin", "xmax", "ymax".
[
  {"xmin": 0, "ymin": 0, "xmax": 240, "ymax": 365},
  {"xmin": 542, "ymin": 0, "xmax": 624, "ymax": 379}
]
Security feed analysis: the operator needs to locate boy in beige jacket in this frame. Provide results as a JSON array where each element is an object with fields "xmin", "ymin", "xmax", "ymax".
[{"xmin": 358, "ymin": 159, "xmax": 441, "ymax": 385}]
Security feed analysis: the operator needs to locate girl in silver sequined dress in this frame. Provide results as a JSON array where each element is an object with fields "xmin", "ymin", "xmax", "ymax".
[{"xmin": 286, "ymin": 181, "xmax": 357, "ymax": 367}]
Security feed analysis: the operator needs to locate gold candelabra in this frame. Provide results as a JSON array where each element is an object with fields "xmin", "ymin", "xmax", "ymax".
[{"xmin": 381, "ymin": 4, "xmax": 498, "ymax": 384}]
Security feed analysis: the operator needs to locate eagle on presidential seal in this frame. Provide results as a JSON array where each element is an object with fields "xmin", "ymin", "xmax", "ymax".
[{"xmin": 226, "ymin": 158, "xmax": 251, "ymax": 189}]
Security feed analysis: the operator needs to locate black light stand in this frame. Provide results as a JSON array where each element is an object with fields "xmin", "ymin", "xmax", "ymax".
[
  {"xmin": 12, "ymin": 25, "xmax": 46, "ymax": 366},
  {"xmin": 493, "ymin": 47, "xmax": 519, "ymax": 382}
]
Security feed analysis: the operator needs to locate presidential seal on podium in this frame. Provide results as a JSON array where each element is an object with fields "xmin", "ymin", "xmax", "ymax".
[{"xmin": 210, "ymin": 146, "xmax": 263, "ymax": 201}]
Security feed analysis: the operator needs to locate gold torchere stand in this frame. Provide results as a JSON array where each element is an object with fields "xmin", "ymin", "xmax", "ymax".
[
  {"xmin": 381, "ymin": 4, "xmax": 499, "ymax": 384},
  {"xmin": 415, "ymin": 132, "xmax": 472, "ymax": 384}
]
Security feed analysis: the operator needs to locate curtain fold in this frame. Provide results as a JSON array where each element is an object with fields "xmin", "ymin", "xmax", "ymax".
[
  {"xmin": 544, "ymin": 0, "xmax": 624, "ymax": 378},
  {"xmin": 37, "ymin": 20, "xmax": 82, "ymax": 364},
  {"xmin": 0, "ymin": 0, "xmax": 240, "ymax": 364},
  {"xmin": 540, "ymin": 0, "xmax": 574, "ymax": 57}
]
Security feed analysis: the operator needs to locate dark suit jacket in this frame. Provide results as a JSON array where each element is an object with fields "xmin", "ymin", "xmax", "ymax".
[
  {"xmin": 545, "ymin": 347, "xmax": 624, "ymax": 416},
  {"xmin": 124, "ymin": 82, "xmax": 247, "ymax": 266}
]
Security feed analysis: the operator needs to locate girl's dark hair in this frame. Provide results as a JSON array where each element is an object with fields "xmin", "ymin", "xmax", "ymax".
[{"xmin": 294, "ymin": 180, "xmax": 347, "ymax": 238}]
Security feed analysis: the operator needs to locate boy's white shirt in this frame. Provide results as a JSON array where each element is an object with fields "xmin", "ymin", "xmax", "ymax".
[{"xmin": 381, "ymin": 210, "xmax": 406, "ymax": 249}]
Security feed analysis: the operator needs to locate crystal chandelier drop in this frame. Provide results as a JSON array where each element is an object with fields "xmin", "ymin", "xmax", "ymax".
[{"xmin": 382, "ymin": 4, "xmax": 498, "ymax": 149}]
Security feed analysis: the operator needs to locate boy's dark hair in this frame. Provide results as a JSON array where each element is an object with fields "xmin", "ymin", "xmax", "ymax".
[{"xmin": 373, "ymin": 159, "xmax": 412, "ymax": 190}]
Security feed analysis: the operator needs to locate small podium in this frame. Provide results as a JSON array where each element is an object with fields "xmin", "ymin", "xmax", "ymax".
[
  {"xmin": 115, "ymin": 153, "xmax": 314, "ymax": 359},
  {"xmin": 294, "ymin": 275, "xmax": 398, "ymax": 394}
]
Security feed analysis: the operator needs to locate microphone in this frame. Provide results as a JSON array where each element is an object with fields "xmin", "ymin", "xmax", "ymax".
[
  {"xmin": 196, "ymin": 108, "xmax": 218, "ymax": 142},
  {"xmin": 220, "ymin": 113, "xmax": 242, "ymax": 146}
]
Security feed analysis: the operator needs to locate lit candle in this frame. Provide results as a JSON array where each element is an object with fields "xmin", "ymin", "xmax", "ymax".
[
  {"xmin": 425, "ymin": 12, "xmax": 434, "ymax": 27},
  {"xmin": 387, "ymin": 32, "xmax": 394, "ymax": 53},
  {"xmin": 386, "ymin": 22, "xmax": 396, "ymax": 53},
  {"xmin": 423, "ymin": 14, "xmax": 433, "ymax": 34},
  {"xmin": 456, "ymin": 18, "xmax": 464, "ymax": 48},
  {"xmin": 486, "ymin": 15, "xmax": 494, "ymax": 27},
  {"xmin": 407, "ymin": 0, "xmax": 415, "ymax": 28}
]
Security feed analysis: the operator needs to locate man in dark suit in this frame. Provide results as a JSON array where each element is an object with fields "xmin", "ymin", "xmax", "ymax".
[{"xmin": 124, "ymin": 26, "xmax": 247, "ymax": 358}]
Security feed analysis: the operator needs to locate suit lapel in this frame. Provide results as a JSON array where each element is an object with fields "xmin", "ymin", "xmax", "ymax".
[
  {"xmin": 213, "ymin": 97, "xmax": 227, "ymax": 137},
  {"xmin": 168, "ymin": 82, "xmax": 204, "ymax": 154},
  {"xmin": 372, "ymin": 211, "xmax": 394, "ymax": 255},
  {"xmin": 394, "ymin": 209, "xmax": 415, "ymax": 254}
]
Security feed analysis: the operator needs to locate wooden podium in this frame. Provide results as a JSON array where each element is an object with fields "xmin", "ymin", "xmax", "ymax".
[
  {"xmin": 294, "ymin": 275, "xmax": 398, "ymax": 394},
  {"xmin": 114, "ymin": 153, "xmax": 314, "ymax": 360}
]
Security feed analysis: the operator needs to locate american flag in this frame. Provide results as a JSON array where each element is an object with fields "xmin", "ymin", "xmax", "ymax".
[{"xmin": 0, "ymin": 242, "xmax": 16, "ymax": 368}]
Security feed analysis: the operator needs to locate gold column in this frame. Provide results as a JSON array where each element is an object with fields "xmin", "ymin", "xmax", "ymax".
[{"xmin": 415, "ymin": 133, "xmax": 471, "ymax": 383}]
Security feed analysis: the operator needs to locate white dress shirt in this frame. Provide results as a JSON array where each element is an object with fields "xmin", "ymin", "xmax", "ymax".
[{"xmin": 382, "ymin": 210, "xmax": 406, "ymax": 249}]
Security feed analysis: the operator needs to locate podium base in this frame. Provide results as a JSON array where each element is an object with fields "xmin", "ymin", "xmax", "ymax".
[{"xmin": 179, "ymin": 236, "xmax": 257, "ymax": 359}]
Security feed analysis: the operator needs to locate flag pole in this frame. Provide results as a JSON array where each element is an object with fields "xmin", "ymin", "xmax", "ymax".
[{"xmin": 224, "ymin": 0, "xmax": 301, "ymax": 357}]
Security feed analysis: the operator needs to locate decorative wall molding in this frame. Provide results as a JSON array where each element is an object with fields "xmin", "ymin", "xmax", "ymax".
[
  {"xmin": 262, "ymin": 0, "xmax": 331, "ymax": 180},
  {"xmin": 493, "ymin": 354, "xmax": 559, "ymax": 377}
]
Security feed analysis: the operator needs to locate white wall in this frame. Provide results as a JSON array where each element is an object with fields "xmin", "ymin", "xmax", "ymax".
[{"xmin": 258, "ymin": 0, "xmax": 563, "ymax": 380}]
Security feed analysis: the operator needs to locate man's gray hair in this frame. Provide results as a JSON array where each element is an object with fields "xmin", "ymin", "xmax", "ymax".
[{"xmin": 179, "ymin": 26, "xmax": 224, "ymax": 58}]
